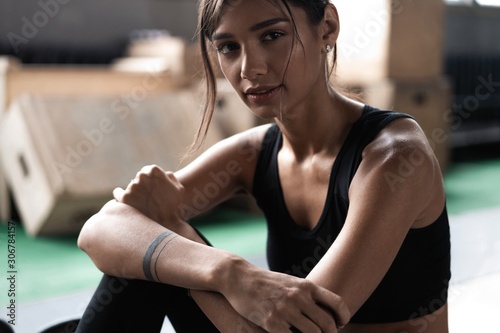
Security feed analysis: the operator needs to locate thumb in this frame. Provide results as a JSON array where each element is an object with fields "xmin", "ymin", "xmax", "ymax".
[{"xmin": 113, "ymin": 187, "xmax": 125, "ymax": 202}]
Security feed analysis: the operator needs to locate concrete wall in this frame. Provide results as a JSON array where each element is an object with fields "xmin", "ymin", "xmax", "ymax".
[
  {"xmin": 1, "ymin": 1, "xmax": 500, "ymax": 58},
  {"xmin": 444, "ymin": 4, "xmax": 500, "ymax": 55},
  {"xmin": 0, "ymin": 0, "xmax": 199, "ymax": 55},
  {"xmin": 148, "ymin": 1, "xmax": 199, "ymax": 41}
]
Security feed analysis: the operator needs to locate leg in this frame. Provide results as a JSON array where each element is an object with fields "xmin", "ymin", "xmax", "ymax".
[
  {"xmin": 0, "ymin": 319, "xmax": 14, "ymax": 333},
  {"xmin": 76, "ymin": 275, "xmax": 219, "ymax": 333}
]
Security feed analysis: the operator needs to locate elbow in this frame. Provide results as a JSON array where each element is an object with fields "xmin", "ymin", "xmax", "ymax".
[
  {"xmin": 77, "ymin": 212, "xmax": 113, "ymax": 275},
  {"xmin": 77, "ymin": 200, "xmax": 130, "ymax": 277},
  {"xmin": 77, "ymin": 217, "xmax": 93, "ymax": 252},
  {"xmin": 78, "ymin": 199, "xmax": 116, "ymax": 254},
  {"xmin": 77, "ymin": 213, "xmax": 98, "ymax": 254}
]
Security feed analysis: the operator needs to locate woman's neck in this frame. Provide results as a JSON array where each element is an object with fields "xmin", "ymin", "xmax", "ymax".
[{"xmin": 276, "ymin": 87, "xmax": 364, "ymax": 161}]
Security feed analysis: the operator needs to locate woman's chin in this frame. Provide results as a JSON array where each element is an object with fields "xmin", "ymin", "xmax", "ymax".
[{"xmin": 247, "ymin": 106, "xmax": 282, "ymax": 120}]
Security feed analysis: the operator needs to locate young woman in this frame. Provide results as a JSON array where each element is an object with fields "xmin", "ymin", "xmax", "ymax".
[{"xmin": 76, "ymin": 0, "xmax": 451, "ymax": 332}]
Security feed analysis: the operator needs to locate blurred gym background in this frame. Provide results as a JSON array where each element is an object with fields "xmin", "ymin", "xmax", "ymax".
[{"xmin": 0, "ymin": 0, "xmax": 499, "ymax": 332}]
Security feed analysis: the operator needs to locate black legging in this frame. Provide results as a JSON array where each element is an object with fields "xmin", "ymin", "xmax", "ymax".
[
  {"xmin": 76, "ymin": 230, "xmax": 219, "ymax": 333},
  {"xmin": 75, "ymin": 275, "xmax": 219, "ymax": 333}
]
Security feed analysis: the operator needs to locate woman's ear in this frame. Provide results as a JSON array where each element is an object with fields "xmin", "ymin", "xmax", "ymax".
[{"xmin": 321, "ymin": 3, "xmax": 340, "ymax": 47}]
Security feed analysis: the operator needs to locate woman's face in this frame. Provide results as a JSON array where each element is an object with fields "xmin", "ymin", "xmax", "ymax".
[{"xmin": 211, "ymin": 0, "xmax": 328, "ymax": 119}]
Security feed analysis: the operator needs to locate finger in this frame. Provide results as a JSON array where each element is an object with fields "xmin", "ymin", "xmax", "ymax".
[
  {"xmin": 164, "ymin": 171, "xmax": 177, "ymax": 182},
  {"xmin": 113, "ymin": 187, "xmax": 125, "ymax": 202},
  {"xmin": 275, "ymin": 305, "xmax": 323, "ymax": 333},
  {"xmin": 165, "ymin": 172, "xmax": 185, "ymax": 191},
  {"xmin": 138, "ymin": 165, "xmax": 167, "ymax": 185},
  {"xmin": 149, "ymin": 165, "xmax": 167, "ymax": 178},
  {"xmin": 287, "ymin": 315, "xmax": 322, "ymax": 333},
  {"xmin": 284, "ymin": 304, "xmax": 336, "ymax": 333},
  {"xmin": 312, "ymin": 287, "xmax": 350, "ymax": 327},
  {"xmin": 140, "ymin": 164, "xmax": 158, "ymax": 176},
  {"xmin": 302, "ymin": 304, "xmax": 338, "ymax": 333},
  {"xmin": 134, "ymin": 166, "xmax": 150, "ymax": 181}
]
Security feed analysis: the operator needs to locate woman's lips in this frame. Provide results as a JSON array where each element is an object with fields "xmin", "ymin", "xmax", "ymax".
[{"xmin": 245, "ymin": 85, "xmax": 282, "ymax": 105}]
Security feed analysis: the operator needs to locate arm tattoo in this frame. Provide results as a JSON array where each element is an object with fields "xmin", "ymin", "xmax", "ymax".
[
  {"xmin": 153, "ymin": 235, "xmax": 177, "ymax": 282},
  {"xmin": 142, "ymin": 231, "xmax": 178, "ymax": 282}
]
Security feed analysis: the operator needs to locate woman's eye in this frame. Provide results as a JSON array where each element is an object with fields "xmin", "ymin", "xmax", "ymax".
[
  {"xmin": 216, "ymin": 43, "xmax": 239, "ymax": 55},
  {"xmin": 263, "ymin": 31, "xmax": 285, "ymax": 42}
]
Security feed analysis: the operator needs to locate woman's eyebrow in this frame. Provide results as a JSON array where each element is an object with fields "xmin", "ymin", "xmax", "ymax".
[
  {"xmin": 249, "ymin": 17, "xmax": 289, "ymax": 32},
  {"xmin": 212, "ymin": 17, "xmax": 289, "ymax": 41}
]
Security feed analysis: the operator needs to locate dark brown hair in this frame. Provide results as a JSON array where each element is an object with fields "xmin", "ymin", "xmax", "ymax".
[{"xmin": 188, "ymin": 0, "xmax": 337, "ymax": 154}]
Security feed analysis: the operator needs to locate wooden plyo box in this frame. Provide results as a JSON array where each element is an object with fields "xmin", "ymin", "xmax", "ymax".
[
  {"xmin": 0, "ymin": 92, "xmax": 223, "ymax": 236},
  {"xmin": 363, "ymin": 77, "xmax": 452, "ymax": 172},
  {"xmin": 118, "ymin": 36, "xmax": 202, "ymax": 79},
  {"xmin": 335, "ymin": 0, "xmax": 446, "ymax": 86},
  {"xmin": 0, "ymin": 57, "xmax": 189, "ymax": 117},
  {"xmin": 0, "ymin": 56, "xmax": 191, "ymax": 222}
]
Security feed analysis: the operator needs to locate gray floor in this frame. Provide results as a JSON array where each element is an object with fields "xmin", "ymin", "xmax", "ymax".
[{"xmin": 2, "ymin": 207, "xmax": 499, "ymax": 333}]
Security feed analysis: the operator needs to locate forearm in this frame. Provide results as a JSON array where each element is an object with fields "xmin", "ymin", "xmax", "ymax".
[
  {"xmin": 79, "ymin": 200, "xmax": 345, "ymax": 332},
  {"xmin": 191, "ymin": 290, "xmax": 266, "ymax": 332},
  {"xmin": 174, "ymin": 222, "xmax": 266, "ymax": 332},
  {"xmin": 78, "ymin": 200, "xmax": 234, "ymax": 292},
  {"xmin": 97, "ymin": 165, "xmax": 347, "ymax": 331}
]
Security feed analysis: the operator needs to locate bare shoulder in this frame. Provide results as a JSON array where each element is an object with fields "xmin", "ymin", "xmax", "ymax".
[
  {"xmin": 226, "ymin": 123, "xmax": 274, "ymax": 155},
  {"xmin": 361, "ymin": 117, "xmax": 437, "ymax": 174},
  {"xmin": 201, "ymin": 123, "xmax": 273, "ymax": 167},
  {"xmin": 352, "ymin": 117, "xmax": 445, "ymax": 226},
  {"xmin": 176, "ymin": 124, "xmax": 273, "ymax": 194}
]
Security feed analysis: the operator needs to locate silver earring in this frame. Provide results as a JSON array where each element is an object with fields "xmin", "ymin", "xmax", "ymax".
[{"xmin": 326, "ymin": 45, "xmax": 332, "ymax": 53}]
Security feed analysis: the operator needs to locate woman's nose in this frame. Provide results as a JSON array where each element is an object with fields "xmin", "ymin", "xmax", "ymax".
[{"xmin": 240, "ymin": 49, "xmax": 268, "ymax": 80}]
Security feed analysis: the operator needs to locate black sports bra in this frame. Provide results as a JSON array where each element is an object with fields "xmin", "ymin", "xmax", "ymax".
[{"xmin": 252, "ymin": 105, "xmax": 451, "ymax": 323}]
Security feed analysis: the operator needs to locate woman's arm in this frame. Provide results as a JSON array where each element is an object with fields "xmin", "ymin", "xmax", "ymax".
[
  {"xmin": 78, "ymin": 198, "xmax": 232, "ymax": 290},
  {"xmin": 174, "ymin": 125, "xmax": 271, "ymax": 220},
  {"xmin": 78, "ymin": 195, "xmax": 348, "ymax": 332},
  {"xmin": 306, "ymin": 119, "xmax": 445, "ymax": 318},
  {"xmin": 79, "ymin": 196, "xmax": 263, "ymax": 333},
  {"xmin": 78, "ymin": 127, "xmax": 349, "ymax": 332}
]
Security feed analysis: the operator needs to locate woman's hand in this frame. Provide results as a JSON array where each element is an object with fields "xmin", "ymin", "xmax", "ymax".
[
  {"xmin": 111, "ymin": 165, "xmax": 351, "ymax": 332},
  {"xmin": 113, "ymin": 165, "xmax": 185, "ymax": 229},
  {"xmin": 219, "ymin": 258, "xmax": 350, "ymax": 333}
]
